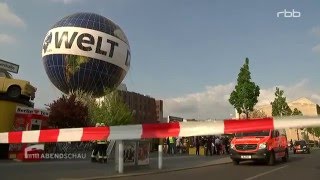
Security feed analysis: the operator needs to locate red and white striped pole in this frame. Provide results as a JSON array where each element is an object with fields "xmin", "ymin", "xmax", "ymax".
[{"xmin": 0, "ymin": 117, "xmax": 320, "ymax": 144}]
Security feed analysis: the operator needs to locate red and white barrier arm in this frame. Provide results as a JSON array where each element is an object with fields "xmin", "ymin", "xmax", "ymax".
[{"xmin": 1, "ymin": 117, "xmax": 320, "ymax": 144}]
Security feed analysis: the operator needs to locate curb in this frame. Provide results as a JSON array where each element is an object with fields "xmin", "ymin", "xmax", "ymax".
[{"xmin": 59, "ymin": 157, "xmax": 232, "ymax": 180}]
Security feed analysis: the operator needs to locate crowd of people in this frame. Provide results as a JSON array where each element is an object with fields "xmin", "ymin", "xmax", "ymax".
[
  {"xmin": 163, "ymin": 137, "xmax": 188, "ymax": 155},
  {"xmin": 162, "ymin": 135, "xmax": 231, "ymax": 156},
  {"xmin": 194, "ymin": 136, "xmax": 231, "ymax": 156}
]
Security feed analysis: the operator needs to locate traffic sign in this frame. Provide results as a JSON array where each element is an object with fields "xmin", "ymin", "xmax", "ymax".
[{"xmin": 0, "ymin": 59, "xmax": 19, "ymax": 73}]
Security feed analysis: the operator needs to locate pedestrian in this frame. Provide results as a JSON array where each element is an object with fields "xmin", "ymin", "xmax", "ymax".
[
  {"xmin": 225, "ymin": 136, "xmax": 230, "ymax": 154},
  {"xmin": 168, "ymin": 136, "xmax": 175, "ymax": 155},
  {"xmin": 206, "ymin": 136, "xmax": 213, "ymax": 156},
  {"xmin": 176, "ymin": 137, "xmax": 182, "ymax": 154},
  {"xmin": 91, "ymin": 123, "xmax": 100, "ymax": 162},
  {"xmin": 166, "ymin": 137, "xmax": 170, "ymax": 154},
  {"xmin": 97, "ymin": 123, "xmax": 108, "ymax": 163},
  {"xmin": 195, "ymin": 137, "xmax": 200, "ymax": 155},
  {"xmin": 215, "ymin": 137, "xmax": 221, "ymax": 155}
]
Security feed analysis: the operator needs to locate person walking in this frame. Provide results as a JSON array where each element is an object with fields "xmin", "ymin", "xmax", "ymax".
[{"xmin": 290, "ymin": 139, "xmax": 294, "ymax": 150}]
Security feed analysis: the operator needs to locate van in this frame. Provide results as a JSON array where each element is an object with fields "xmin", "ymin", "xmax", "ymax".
[
  {"xmin": 229, "ymin": 129, "xmax": 289, "ymax": 165},
  {"xmin": 293, "ymin": 140, "xmax": 310, "ymax": 154}
]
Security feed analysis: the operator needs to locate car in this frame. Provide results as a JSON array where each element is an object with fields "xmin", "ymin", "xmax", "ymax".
[
  {"xmin": 293, "ymin": 140, "xmax": 310, "ymax": 154},
  {"xmin": 229, "ymin": 129, "xmax": 289, "ymax": 166},
  {"xmin": 0, "ymin": 69, "xmax": 36, "ymax": 100}
]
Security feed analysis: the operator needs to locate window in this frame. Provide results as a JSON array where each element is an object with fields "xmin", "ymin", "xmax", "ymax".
[
  {"xmin": 235, "ymin": 130, "xmax": 270, "ymax": 137},
  {"xmin": 294, "ymin": 141, "xmax": 306, "ymax": 146}
]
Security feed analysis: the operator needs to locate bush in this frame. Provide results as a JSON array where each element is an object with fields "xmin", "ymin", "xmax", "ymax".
[{"xmin": 47, "ymin": 94, "xmax": 91, "ymax": 128}]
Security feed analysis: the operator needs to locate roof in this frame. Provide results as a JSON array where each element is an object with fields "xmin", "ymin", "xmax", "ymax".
[{"xmin": 288, "ymin": 97, "xmax": 317, "ymax": 105}]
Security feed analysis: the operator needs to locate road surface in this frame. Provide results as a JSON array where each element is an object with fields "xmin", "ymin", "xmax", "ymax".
[
  {"xmin": 109, "ymin": 149, "xmax": 320, "ymax": 180},
  {"xmin": 0, "ymin": 150, "xmax": 319, "ymax": 180}
]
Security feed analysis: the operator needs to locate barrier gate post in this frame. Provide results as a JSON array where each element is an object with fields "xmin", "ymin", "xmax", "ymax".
[
  {"xmin": 118, "ymin": 140, "xmax": 124, "ymax": 173},
  {"xmin": 158, "ymin": 144, "xmax": 163, "ymax": 169}
]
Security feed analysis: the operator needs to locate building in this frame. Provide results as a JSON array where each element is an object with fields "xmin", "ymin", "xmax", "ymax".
[
  {"xmin": 256, "ymin": 97, "xmax": 320, "ymax": 141},
  {"xmin": 256, "ymin": 97, "xmax": 320, "ymax": 117},
  {"xmin": 156, "ymin": 100, "xmax": 163, "ymax": 123},
  {"xmin": 119, "ymin": 90, "xmax": 161, "ymax": 124},
  {"xmin": 96, "ymin": 84, "xmax": 162, "ymax": 124},
  {"xmin": 117, "ymin": 83, "xmax": 127, "ymax": 91}
]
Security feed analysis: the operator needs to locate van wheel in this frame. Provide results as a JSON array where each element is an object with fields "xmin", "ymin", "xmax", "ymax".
[
  {"xmin": 232, "ymin": 160, "xmax": 240, "ymax": 165},
  {"xmin": 267, "ymin": 151, "xmax": 275, "ymax": 166},
  {"xmin": 282, "ymin": 149, "xmax": 289, "ymax": 162}
]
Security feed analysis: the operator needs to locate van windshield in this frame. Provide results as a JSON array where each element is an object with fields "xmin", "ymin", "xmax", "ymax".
[
  {"xmin": 294, "ymin": 141, "xmax": 306, "ymax": 146},
  {"xmin": 235, "ymin": 130, "xmax": 270, "ymax": 137}
]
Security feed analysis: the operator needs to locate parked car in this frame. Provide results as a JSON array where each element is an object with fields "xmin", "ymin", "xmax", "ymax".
[
  {"xmin": 0, "ymin": 69, "xmax": 36, "ymax": 100},
  {"xmin": 293, "ymin": 140, "xmax": 310, "ymax": 154}
]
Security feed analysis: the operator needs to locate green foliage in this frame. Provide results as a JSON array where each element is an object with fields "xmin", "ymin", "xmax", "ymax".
[
  {"xmin": 248, "ymin": 109, "xmax": 267, "ymax": 118},
  {"xmin": 47, "ymin": 94, "xmax": 91, "ymax": 128},
  {"xmin": 88, "ymin": 89, "xmax": 133, "ymax": 126},
  {"xmin": 270, "ymin": 87, "xmax": 293, "ymax": 117},
  {"xmin": 47, "ymin": 88, "xmax": 133, "ymax": 128},
  {"xmin": 306, "ymin": 127, "xmax": 320, "ymax": 138},
  {"xmin": 302, "ymin": 131, "xmax": 309, "ymax": 141},
  {"xmin": 292, "ymin": 108, "xmax": 302, "ymax": 116},
  {"xmin": 229, "ymin": 58, "xmax": 260, "ymax": 118}
]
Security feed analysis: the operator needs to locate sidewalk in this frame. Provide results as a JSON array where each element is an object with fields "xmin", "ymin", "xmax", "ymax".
[
  {"xmin": 0, "ymin": 153, "xmax": 231, "ymax": 180},
  {"xmin": 60, "ymin": 154, "xmax": 231, "ymax": 180}
]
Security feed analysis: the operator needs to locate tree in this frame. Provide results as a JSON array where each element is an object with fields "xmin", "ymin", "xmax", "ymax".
[
  {"xmin": 306, "ymin": 127, "xmax": 320, "ymax": 141},
  {"xmin": 292, "ymin": 108, "xmax": 302, "ymax": 116},
  {"xmin": 270, "ymin": 87, "xmax": 292, "ymax": 117},
  {"xmin": 248, "ymin": 109, "xmax": 267, "ymax": 118},
  {"xmin": 47, "ymin": 94, "xmax": 91, "ymax": 128},
  {"xmin": 291, "ymin": 108, "xmax": 303, "ymax": 140},
  {"xmin": 88, "ymin": 89, "xmax": 133, "ymax": 126},
  {"xmin": 229, "ymin": 58, "xmax": 260, "ymax": 118}
]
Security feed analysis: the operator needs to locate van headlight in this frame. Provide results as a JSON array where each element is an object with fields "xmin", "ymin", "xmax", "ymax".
[
  {"xmin": 259, "ymin": 143, "xmax": 267, "ymax": 149},
  {"xmin": 231, "ymin": 144, "xmax": 235, "ymax": 149}
]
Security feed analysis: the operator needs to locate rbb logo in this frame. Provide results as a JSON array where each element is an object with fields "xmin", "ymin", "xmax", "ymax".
[{"xmin": 277, "ymin": 9, "xmax": 301, "ymax": 18}]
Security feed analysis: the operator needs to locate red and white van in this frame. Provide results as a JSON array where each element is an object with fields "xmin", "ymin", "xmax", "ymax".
[{"xmin": 230, "ymin": 129, "xmax": 289, "ymax": 165}]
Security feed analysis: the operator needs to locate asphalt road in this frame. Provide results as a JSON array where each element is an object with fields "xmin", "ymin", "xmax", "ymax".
[
  {"xmin": 111, "ymin": 150, "xmax": 320, "ymax": 180},
  {"xmin": 1, "ymin": 150, "xmax": 319, "ymax": 180}
]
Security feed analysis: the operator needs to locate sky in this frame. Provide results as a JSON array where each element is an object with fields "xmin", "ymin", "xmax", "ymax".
[{"xmin": 1, "ymin": 0, "xmax": 320, "ymax": 120}]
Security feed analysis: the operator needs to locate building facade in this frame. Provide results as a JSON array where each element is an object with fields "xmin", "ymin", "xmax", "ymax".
[
  {"xmin": 119, "ymin": 90, "xmax": 161, "ymax": 124},
  {"xmin": 256, "ymin": 97, "xmax": 320, "ymax": 117},
  {"xmin": 256, "ymin": 97, "xmax": 320, "ymax": 141},
  {"xmin": 156, "ymin": 100, "xmax": 163, "ymax": 123}
]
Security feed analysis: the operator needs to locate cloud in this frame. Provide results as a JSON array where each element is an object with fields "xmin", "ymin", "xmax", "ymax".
[
  {"xmin": 0, "ymin": 2, "xmax": 26, "ymax": 27},
  {"xmin": 310, "ymin": 27, "xmax": 320, "ymax": 54},
  {"xmin": 311, "ymin": 26, "xmax": 320, "ymax": 37},
  {"xmin": 312, "ymin": 44, "xmax": 320, "ymax": 54},
  {"xmin": 164, "ymin": 83, "xmax": 235, "ymax": 120},
  {"xmin": 49, "ymin": 0, "xmax": 83, "ymax": 4},
  {"xmin": 163, "ymin": 79, "xmax": 320, "ymax": 120},
  {"xmin": 0, "ymin": 34, "xmax": 16, "ymax": 44}
]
